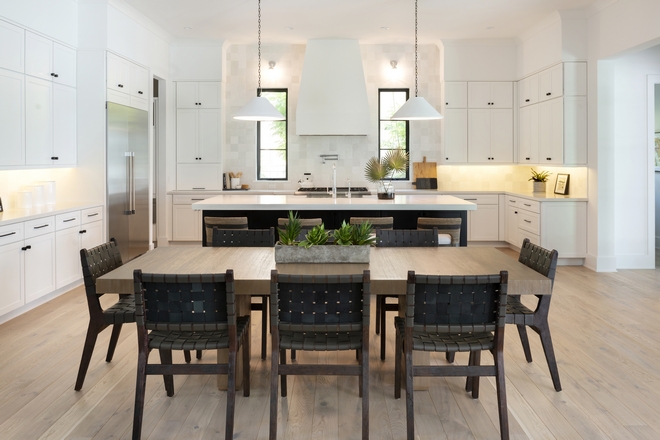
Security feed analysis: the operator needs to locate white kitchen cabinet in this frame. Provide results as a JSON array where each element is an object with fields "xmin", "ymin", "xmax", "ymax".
[
  {"xmin": 129, "ymin": 63, "xmax": 149, "ymax": 99},
  {"xmin": 0, "ymin": 223, "xmax": 24, "ymax": 316},
  {"xmin": 0, "ymin": 69, "xmax": 25, "ymax": 166},
  {"xmin": 25, "ymin": 32, "xmax": 76, "ymax": 88},
  {"xmin": 518, "ymin": 105, "xmax": 539, "ymax": 164},
  {"xmin": 80, "ymin": 206, "xmax": 104, "ymax": 250},
  {"xmin": 107, "ymin": 52, "xmax": 131, "ymax": 93},
  {"xmin": 176, "ymin": 164, "xmax": 223, "ymax": 190},
  {"xmin": 467, "ymin": 109, "xmax": 513, "ymax": 163},
  {"xmin": 538, "ymin": 98, "xmax": 564, "ymax": 164},
  {"xmin": 443, "ymin": 82, "xmax": 467, "ymax": 108},
  {"xmin": 23, "ymin": 217, "xmax": 56, "ymax": 303},
  {"xmin": 442, "ymin": 109, "xmax": 468, "ymax": 163},
  {"xmin": 538, "ymin": 64, "xmax": 563, "ymax": 102},
  {"xmin": 468, "ymin": 82, "xmax": 513, "ymax": 109},
  {"xmin": 518, "ymin": 74, "xmax": 539, "ymax": 108},
  {"xmin": 0, "ymin": 20, "xmax": 24, "ymax": 73},
  {"xmin": 176, "ymin": 109, "xmax": 221, "ymax": 163},
  {"xmin": 55, "ymin": 211, "xmax": 82, "ymax": 288},
  {"xmin": 176, "ymin": 82, "xmax": 221, "ymax": 109},
  {"xmin": 456, "ymin": 194, "xmax": 499, "ymax": 241},
  {"xmin": 172, "ymin": 195, "xmax": 205, "ymax": 241},
  {"xmin": 107, "ymin": 52, "xmax": 149, "ymax": 111},
  {"xmin": 52, "ymin": 83, "xmax": 77, "ymax": 165}
]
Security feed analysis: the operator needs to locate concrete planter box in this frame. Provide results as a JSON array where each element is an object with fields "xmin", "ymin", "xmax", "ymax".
[{"xmin": 274, "ymin": 244, "xmax": 370, "ymax": 263}]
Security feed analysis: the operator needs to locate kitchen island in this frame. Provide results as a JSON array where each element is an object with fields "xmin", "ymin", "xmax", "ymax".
[{"xmin": 193, "ymin": 194, "xmax": 476, "ymax": 246}]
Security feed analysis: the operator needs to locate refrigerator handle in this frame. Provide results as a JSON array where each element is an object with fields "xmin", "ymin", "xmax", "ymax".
[{"xmin": 125, "ymin": 152, "xmax": 136, "ymax": 215}]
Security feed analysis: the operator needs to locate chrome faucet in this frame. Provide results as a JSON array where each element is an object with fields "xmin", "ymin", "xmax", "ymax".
[
  {"xmin": 347, "ymin": 178, "xmax": 351, "ymax": 199},
  {"xmin": 331, "ymin": 164, "xmax": 337, "ymax": 199}
]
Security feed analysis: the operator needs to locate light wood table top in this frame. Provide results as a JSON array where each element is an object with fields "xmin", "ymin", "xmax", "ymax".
[{"xmin": 96, "ymin": 246, "xmax": 551, "ymax": 296}]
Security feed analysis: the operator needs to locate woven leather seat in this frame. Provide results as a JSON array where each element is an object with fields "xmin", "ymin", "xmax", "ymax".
[
  {"xmin": 148, "ymin": 317, "xmax": 250, "ymax": 351},
  {"xmin": 102, "ymin": 297, "xmax": 135, "ymax": 324},
  {"xmin": 394, "ymin": 319, "xmax": 495, "ymax": 352},
  {"xmin": 204, "ymin": 216, "xmax": 248, "ymax": 246},
  {"xmin": 417, "ymin": 217, "xmax": 462, "ymax": 246},
  {"xmin": 279, "ymin": 330, "xmax": 363, "ymax": 351}
]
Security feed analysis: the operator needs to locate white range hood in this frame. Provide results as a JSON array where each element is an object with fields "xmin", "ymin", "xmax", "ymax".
[{"xmin": 296, "ymin": 39, "xmax": 370, "ymax": 136}]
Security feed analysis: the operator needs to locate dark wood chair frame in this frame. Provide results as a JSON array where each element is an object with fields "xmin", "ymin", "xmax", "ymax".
[
  {"xmin": 211, "ymin": 227, "xmax": 275, "ymax": 360},
  {"xmin": 374, "ymin": 228, "xmax": 438, "ymax": 361},
  {"xmin": 269, "ymin": 270, "xmax": 370, "ymax": 440},
  {"xmin": 395, "ymin": 271, "xmax": 510, "ymax": 440},
  {"xmin": 132, "ymin": 270, "xmax": 250, "ymax": 440}
]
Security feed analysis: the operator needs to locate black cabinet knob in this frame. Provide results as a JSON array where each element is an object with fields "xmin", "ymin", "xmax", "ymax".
[
  {"xmin": 445, "ymin": 157, "xmax": 449, "ymax": 160},
  {"xmin": 79, "ymin": 230, "xmax": 87, "ymax": 234},
  {"xmin": 54, "ymin": 73, "xmax": 58, "ymax": 78},
  {"xmin": 118, "ymin": 84, "xmax": 124, "ymax": 88},
  {"xmin": 525, "ymin": 99, "xmax": 530, "ymax": 102},
  {"xmin": 445, "ymin": 102, "xmax": 449, "ymax": 105},
  {"xmin": 525, "ymin": 157, "xmax": 530, "ymax": 160},
  {"xmin": 514, "ymin": 211, "xmax": 518, "ymax": 214},
  {"xmin": 138, "ymin": 91, "xmax": 143, "ymax": 95},
  {"xmin": 51, "ymin": 156, "xmax": 59, "ymax": 160},
  {"xmin": 546, "ymin": 92, "xmax": 551, "ymax": 96},
  {"xmin": 21, "ymin": 245, "xmax": 31, "ymax": 251},
  {"xmin": 50, "ymin": 73, "xmax": 55, "ymax": 77}
]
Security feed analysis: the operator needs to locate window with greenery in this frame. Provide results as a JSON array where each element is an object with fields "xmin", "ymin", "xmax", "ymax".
[
  {"xmin": 257, "ymin": 89, "xmax": 288, "ymax": 180},
  {"xmin": 378, "ymin": 89, "xmax": 409, "ymax": 179}
]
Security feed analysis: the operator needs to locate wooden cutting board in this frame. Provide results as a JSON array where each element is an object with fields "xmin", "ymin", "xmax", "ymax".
[{"xmin": 413, "ymin": 157, "xmax": 437, "ymax": 180}]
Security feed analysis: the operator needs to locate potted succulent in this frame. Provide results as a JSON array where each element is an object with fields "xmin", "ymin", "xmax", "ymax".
[
  {"xmin": 364, "ymin": 150, "xmax": 409, "ymax": 200},
  {"xmin": 529, "ymin": 169, "xmax": 552, "ymax": 193},
  {"xmin": 274, "ymin": 212, "xmax": 375, "ymax": 263}
]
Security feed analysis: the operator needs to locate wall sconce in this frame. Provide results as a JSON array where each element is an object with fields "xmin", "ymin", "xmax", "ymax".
[
  {"xmin": 390, "ymin": 60, "xmax": 397, "ymax": 69},
  {"xmin": 269, "ymin": 61, "xmax": 276, "ymax": 69}
]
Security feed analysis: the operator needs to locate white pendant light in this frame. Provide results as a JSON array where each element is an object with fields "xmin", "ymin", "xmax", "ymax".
[
  {"xmin": 234, "ymin": 0, "xmax": 285, "ymax": 121},
  {"xmin": 391, "ymin": 0, "xmax": 443, "ymax": 121}
]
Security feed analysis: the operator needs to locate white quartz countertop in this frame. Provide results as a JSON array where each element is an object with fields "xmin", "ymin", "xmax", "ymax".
[
  {"xmin": 192, "ymin": 194, "xmax": 477, "ymax": 211},
  {"xmin": 0, "ymin": 202, "xmax": 102, "ymax": 226}
]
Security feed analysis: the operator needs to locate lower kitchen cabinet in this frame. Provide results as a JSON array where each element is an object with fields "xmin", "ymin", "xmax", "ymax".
[
  {"xmin": 56, "ymin": 206, "xmax": 104, "ymax": 288},
  {"xmin": 0, "ymin": 239, "xmax": 24, "ymax": 316},
  {"xmin": 22, "ymin": 216, "xmax": 57, "ymax": 303},
  {"xmin": 455, "ymin": 194, "xmax": 500, "ymax": 241},
  {"xmin": 172, "ymin": 195, "xmax": 204, "ymax": 241}
]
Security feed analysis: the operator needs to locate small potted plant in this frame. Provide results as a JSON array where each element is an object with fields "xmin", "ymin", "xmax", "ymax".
[
  {"xmin": 529, "ymin": 169, "xmax": 552, "ymax": 193},
  {"xmin": 364, "ymin": 150, "xmax": 409, "ymax": 200}
]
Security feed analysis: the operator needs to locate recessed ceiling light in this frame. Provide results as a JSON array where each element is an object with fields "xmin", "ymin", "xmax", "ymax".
[
  {"xmin": 381, "ymin": 26, "xmax": 390, "ymax": 30},
  {"xmin": 184, "ymin": 26, "xmax": 192, "ymax": 30},
  {"xmin": 486, "ymin": 26, "xmax": 494, "ymax": 30},
  {"xmin": 285, "ymin": 27, "xmax": 293, "ymax": 31}
]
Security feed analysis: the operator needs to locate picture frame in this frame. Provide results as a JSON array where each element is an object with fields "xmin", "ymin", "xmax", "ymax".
[
  {"xmin": 554, "ymin": 174, "xmax": 570, "ymax": 195},
  {"xmin": 0, "ymin": 197, "xmax": 3, "ymax": 212}
]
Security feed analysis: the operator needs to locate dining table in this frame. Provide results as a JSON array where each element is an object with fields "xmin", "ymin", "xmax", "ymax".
[{"xmin": 96, "ymin": 245, "xmax": 551, "ymax": 390}]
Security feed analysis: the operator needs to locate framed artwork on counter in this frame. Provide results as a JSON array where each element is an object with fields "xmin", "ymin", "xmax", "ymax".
[
  {"xmin": 0, "ymin": 197, "xmax": 3, "ymax": 212},
  {"xmin": 554, "ymin": 174, "xmax": 570, "ymax": 195}
]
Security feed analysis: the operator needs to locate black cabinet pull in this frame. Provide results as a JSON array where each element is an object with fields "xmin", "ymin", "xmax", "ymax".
[
  {"xmin": 445, "ymin": 102, "xmax": 449, "ymax": 105},
  {"xmin": 524, "ymin": 219, "xmax": 532, "ymax": 223},
  {"xmin": 51, "ymin": 156, "xmax": 59, "ymax": 160},
  {"xmin": 524, "ymin": 203, "xmax": 532, "ymax": 207},
  {"xmin": 525, "ymin": 99, "xmax": 530, "ymax": 102},
  {"xmin": 54, "ymin": 73, "xmax": 59, "ymax": 78},
  {"xmin": 87, "ymin": 213, "xmax": 98, "ymax": 217},
  {"xmin": 192, "ymin": 187, "xmax": 205, "ymax": 190},
  {"xmin": 118, "ymin": 84, "xmax": 124, "ymax": 88},
  {"xmin": 79, "ymin": 229, "xmax": 87, "ymax": 234},
  {"xmin": 63, "ymin": 218, "xmax": 76, "ymax": 222},
  {"xmin": 138, "ymin": 91, "xmax": 143, "ymax": 94},
  {"xmin": 546, "ymin": 92, "xmax": 551, "ymax": 96},
  {"xmin": 51, "ymin": 73, "xmax": 56, "ymax": 77},
  {"xmin": 445, "ymin": 157, "xmax": 449, "ymax": 160},
  {"xmin": 21, "ymin": 245, "xmax": 31, "ymax": 251},
  {"xmin": 525, "ymin": 157, "xmax": 530, "ymax": 160},
  {"xmin": 514, "ymin": 211, "xmax": 518, "ymax": 214},
  {"xmin": 33, "ymin": 224, "xmax": 49, "ymax": 229},
  {"xmin": 0, "ymin": 232, "xmax": 16, "ymax": 238}
]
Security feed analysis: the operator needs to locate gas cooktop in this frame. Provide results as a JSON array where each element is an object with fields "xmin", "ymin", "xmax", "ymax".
[{"xmin": 294, "ymin": 187, "xmax": 371, "ymax": 196}]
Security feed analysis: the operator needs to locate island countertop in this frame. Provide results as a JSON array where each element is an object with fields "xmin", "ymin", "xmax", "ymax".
[{"xmin": 192, "ymin": 194, "xmax": 477, "ymax": 211}]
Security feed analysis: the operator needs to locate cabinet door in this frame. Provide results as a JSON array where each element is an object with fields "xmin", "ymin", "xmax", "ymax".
[
  {"xmin": 0, "ymin": 20, "xmax": 24, "ymax": 73},
  {"xmin": 538, "ymin": 98, "xmax": 563, "ymax": 164},
  {"xmin": 539, "ymin": 64, "xmax": 563, "ymax": 102},
  {"xmin": 467, "ymin": 82, "xmax": 491, "ymax": 108},
  {"xmin": 467, "ymin": 109, "xmax": 491, "ymax": 163},
  {"xmin": 25, "ymin": 76, "xmax": 53, "ymax": 165},
  {"xmin": 24, "ymin": 233, "xmax": 56, "ymax": 303},
  {"xmin": 198, "ymin": 82, "xmax": 221, "ymax": 108},
  {"xmin": 107, "ymin": 52, "xmax": 130, "ymax": 92},
  {"xmin": 506, "ymin": 204, "xmax": 519, "ymax": 245},
  {"xmin": 176, "ymin": 82, "xmax": 199, "ymax": 108},
  {"xmin": 489, "ymin": 109, "xmax": 513, "ymax": 163},
  {"xmin": 198, "ymin": 109, "xmax": 221, "ymax": 163},
  {"xmin": 129, "ymin": 63, "xmax": 148, "ymax": 98},
  {"xmin": 81, "ymin": 220, "xmax": 104, "ymax": 250},
  {"xmin": 0, "ymin": 69, "xmax": 25, "ymax": 166},
  {"xmin": 518, "ymin": 75, "xmax": 538, "ymax": 108},
  {"xmin": 469, "ymin": 204, "xmax": 499, "ymax": 241},
  {"xmin": 25, "ymin": 32, "xmax": 53, "ymax": 81},
  {"xmin": 53, "ymin": 84, "xmax": 77, "ymax": 165},
  {"xmin": 443, "ymin": 109, "xmax": 467, "ymax": 163},
  {"xmin": 176, "ymin": 164, "xmax": 222, "ymax": 190},
  {"xmin": 519, "ymin": 105, "xmax": 538, "ymax": 164},
  {"xmin": 52, "ymin": 43, "xmax": 76, "ymax": 88},
  {"xmin": 443, "ymin": 82, "xmax": 467, "ymax": 108},
  {"xmin": 55, "ymin": 226, "xmax": 81, "ymax": 288},
  {"xmin": 490, "ymin": 82, "xmax": 513, "ymax": 108},
  {"xmin": 0, "ymin": 241, "xmax": 24, "ymax": 315},
  {"xmin": 563, "ymin": 96, "xmax": 587, "ymax": 165},
  {"xmin": 172, "ymin": 205, "xmax": 201, "ymax": 241},
  {"xmin": 176, "ymin": 109, "xmax": 199, "ymax": 163}
]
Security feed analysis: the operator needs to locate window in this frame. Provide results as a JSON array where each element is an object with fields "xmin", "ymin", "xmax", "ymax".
[
  {"xmin": 378, "ymin": 89, "xmax": 409, "ymax": 179},
  {"xmin": 257, "ymin": 89, "xmax": 288, "ymax": 180}
]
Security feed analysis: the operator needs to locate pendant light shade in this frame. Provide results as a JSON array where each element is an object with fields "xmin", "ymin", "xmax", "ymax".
[
  {"xmin": 390, "ymin": 0, "xmax": 442, "ymax": 121},
  {"xmin": 233, "ymin": 0, "xmax": 285, "ymax": 121}
]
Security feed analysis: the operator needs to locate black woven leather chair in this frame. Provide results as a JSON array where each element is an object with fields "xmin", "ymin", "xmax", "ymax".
[
  {"xmin": 417, "ymin": 217, "xmax": 462, "ymax": 246},
  {"xmin": 507, "ymin": 238, "xmax": 561, "ymax": 391},
  {"xmin": 212, "ymin": 227, "xmax": 275, "ymax": 360},
  {"xmin": 132, "ymin": 270, "xmax": 250, "ymax": 440},
  {"xmin": 395, "ymin": 271, "xmax": 509, "ymax": 440},
  {"xmin": 269, "ymin": 270, "xmax": 370, "ymax": 440},
  {"xmin": 373, "ymin": 228, "xmax": 438, "ymax": 360},
  {"xmin": 75, "ymin": 239, "xmax": 133, "ymax": 391},
  {"xmin": 204, "ymin": 216, "xmax": 248, "ymax": 246}
]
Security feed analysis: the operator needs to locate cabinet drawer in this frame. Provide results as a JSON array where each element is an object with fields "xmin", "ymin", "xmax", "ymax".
[
  {"xmin": 56, "ymin": 211, "xmax": 81, "ymax": 230},
  {"xmin": 173, "ymin": 195, "xmax": 210, "ymax": 205},
  {"xmin": 81, "ymin": 206, "xmax": 103, "ymax": 224},
  {"xmin": 507, "ymin": 197, "xmax": 540, "ymax": 213},
  {"xmin": 458, "ymin": 194, "xmax": 499, "ymax": 205},
  {"xmin": 25, "ymin": 216, "xmax": 55, "ymax": 238},
  {"xmin": 0, "ymin": 222, "xmax": 24, "ymax": 245},
  {"xmin": 518, "ymin": 211, "xmax": 540, "ymax": 235}
]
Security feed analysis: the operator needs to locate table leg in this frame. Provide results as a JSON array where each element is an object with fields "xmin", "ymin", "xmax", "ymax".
[{"xmin": 218, "ymin": 295, "xmax": 251, "ymax": 390}]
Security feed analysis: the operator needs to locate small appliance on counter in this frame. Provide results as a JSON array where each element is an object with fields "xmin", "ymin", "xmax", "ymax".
[{"xmin": 298, "ymin": 172, "xmax": 314, "ymax": 188}]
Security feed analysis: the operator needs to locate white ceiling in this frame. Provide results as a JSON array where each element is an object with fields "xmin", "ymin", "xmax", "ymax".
[{"xmin": 122, "ymin": 0, "xmax": 598, "ymax": 45}]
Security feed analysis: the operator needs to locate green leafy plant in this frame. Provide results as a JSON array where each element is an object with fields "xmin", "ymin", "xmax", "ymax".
[
  {"xmin": 529, "ymin": 169, "xmax": 552, "ymax": 182},
  {"xmin": 332, "ymin": 221, "xmax": 354, "ymax": 245},
  {"xmin": 364, "ymin": 149, "xmax": 409, "ymax": 183},
  {"xmin": 351, "ymin": 221, "xmax": 376, "ymax": 246},
  {"xmin": 299, "ymin": 224, "xmax": 329, "ymax": 248},
  {"xmin": 277, "ymin": 211, "xmax": 302, "ymax": 245}
]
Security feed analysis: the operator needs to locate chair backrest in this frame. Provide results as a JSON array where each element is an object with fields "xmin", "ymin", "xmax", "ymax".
[
  {"xmin": 204, "ymin": 216, "xmax": 248, "ymax": 246},
  {"xmin": 133, "ymin": 270, "xmax": 235, "ymax": 331},
  {"xmin": 211, "ymin": 227, "xmax": 276, "ymax": 247},
  {"xmin": 349, "ymin": 217, "xmax": 394, "ymax": 230},
  {"xmin": 518, "ymin": 238, "xmax": 558, "ymax": 287},
  {"xmin": 405, "ymin": 271, "xmax": 508, "ymax": 334},
  {"xmin": 270, "ymin": 270, "xmax": 370, "ymax": 332},
  {"xmin": 80, "ymin": 238, "xmax": 123, "ymax": 297},
  {"xmin": 375, "ymin": 228, "xmax": 438, "ymax": 247},
  {"xmin": 277, "ymin": 217, "xmax": 322, "ymax": 228},
  {"xmin": 417, "ymin": 217, "xmax": 462, "ymax": 246}
]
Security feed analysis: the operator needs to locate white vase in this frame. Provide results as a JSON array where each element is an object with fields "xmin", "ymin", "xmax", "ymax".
[{"xmin": 533, "ymin": 181, "xmax": 546, "ymax": 193}]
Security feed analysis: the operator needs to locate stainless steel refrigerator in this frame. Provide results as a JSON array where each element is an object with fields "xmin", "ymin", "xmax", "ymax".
[{"xmin": 106, "ymin": 102, "xmax": 149, "ymax": 262}]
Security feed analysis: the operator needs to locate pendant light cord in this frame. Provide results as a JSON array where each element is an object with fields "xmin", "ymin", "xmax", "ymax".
[
  {"xmin": 414, "ymin": 0, "xmax": 418, "ymax": 97},
  {"xmin": 258, "ymin": 0, "xmax": 262, "ymax": 95}
]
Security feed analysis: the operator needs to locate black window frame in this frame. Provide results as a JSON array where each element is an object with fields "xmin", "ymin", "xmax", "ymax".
[
  {"xmin": 378, "ymin": 88, "xmax": 410, "ymax": 180},
  {"xmin": 257, "ymin": 88, "xmax": 288, "ymax": 181}
]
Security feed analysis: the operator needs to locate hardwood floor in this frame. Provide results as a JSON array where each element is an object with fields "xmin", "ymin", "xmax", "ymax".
[{"xmin": 0, "ymin": 248, "xmax": 658, "ymax": 439}]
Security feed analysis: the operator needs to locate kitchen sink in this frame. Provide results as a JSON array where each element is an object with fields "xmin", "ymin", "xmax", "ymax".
[{"xmin": 304, "ymin": 193, "xmax": 365, "ymax": 198}]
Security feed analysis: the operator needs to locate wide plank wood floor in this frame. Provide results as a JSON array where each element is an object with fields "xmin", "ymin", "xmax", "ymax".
[{"xmin": 0, "ymin": 248, "xmax": 658, "ymax": 439}]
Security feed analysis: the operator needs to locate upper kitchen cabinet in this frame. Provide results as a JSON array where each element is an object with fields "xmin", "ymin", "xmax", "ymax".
[
  {"xmin": 467, "ymin": 108, "xmax": 513, "ymax": 163},
  {"xmin": 25, "ymin": 31, "xmax": 76, "ymax": 88},
  {"xmin": 518, "ymin": 75, "xmax": 539, "ymax": 108},
  {"xmin": 442, "ymin": 109, "xmax": 468, "ymax": 163},
  {"xmin": 467, "ymin": 82, "xmax": 513, "ymax": 109},
  {"xmin": 442, "ymin": 82, "xmax": 467, "ymax": 108},
  {"xmin": 538, "ymin": 63, "xmax": 563, "ymax": 102},
  {"xmin": 107, "ymin": 52, "xmax": 149, "ymax": 111},
  {"xmin": 0, "ymin": 69, "xmax": 25, "ymax": 166},
  {"xmin": 176, "ymin": 109, "xmax": 221, "ymax": 164},
  {"xmin": 0, "ymin": 20, "xmax": 24, "ymax": 73},
  {"xmin": 176, "ymin": 82, "xmax": 221, "ymax": 109}
]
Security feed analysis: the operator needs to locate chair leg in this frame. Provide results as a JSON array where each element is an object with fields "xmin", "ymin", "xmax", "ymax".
[
  {"xmin": 470, "ymin": 351, "xmax": 481, "ymax": 399},
  {"xmin": 445, "ymin": 351, "xmax": 455, "ymax": 363},
  {"xmin": 280, "ymin": 349, "xmax": 287, "ymax": 397},
  {"xmin": 243, "ymin": 323, "xmax": 251, "ymax": 397},
  {"xmin": 358, "ymin": 349, "xmax": 363, "ymax": 397},
  {"xmin": 380, "ymin": 312, "xmax": 387, "ymax": 361},
  {"xmin": 183, "ymin": 350, "xmax": 192, "ymax": 363},
  {"xmin": 517, "ymin": 324, "xmax": 533, "ymax": 363},
  {"xmin": 158, "ymin": 349, "xmax": 175, "ymax": 397},
  {"xmin": 225, "ymin": 350, "xmax": 237, "ymax": 440},
  {"xmin": 269, "ymin": 341, "xmax": 280, "ymax": 440},
  {"xmin": 362, "ymin": 340, "xmax": 369, "ymax": 440},
  {"xmin": 375, "ymin": 296, "xmax": 382, "ymax": 335},
  {"xmin": 261, "ymin": 296, "xmax": 268, "ymax": 360},
  {"xmin": 405, "ymin": 347, "xmax": 414, "ymax": 440},
  {"xmin": 465, "ymin": 352, "xmax": 473, "ymax": 393},
  {"xmin": 394, "ymin": 327, "xmax": 402, "ymax": 399},
  {"xmin": 132, "ymin": 348, "xmax": 148, "ymax": 440},
  {"xmin": 106, "ymin": 323, "xmax": 122, "ymax": 362},
  {"xmin": 75, "ymin": 323, "xmax": 101, "ymax": 391},
  {"xmin": 495, "ymin": 348, "xmax": 509, "ymax": 440},
  {"xmin": 535, "ymin": 323, "xmax": 562, "ymax": 392},
  {"xmin": 291, "ymin": 349, "xmax": 296, "ymax": 360},
  {"xmin": 196, "ymin": 350, "xmax": 202, "ymax": 359}
]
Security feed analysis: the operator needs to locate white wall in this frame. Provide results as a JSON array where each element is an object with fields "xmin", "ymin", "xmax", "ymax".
[
  {"xmin": 170, "ymin": 41, "xmax": 224, "ymax": 80},
  {"xmin": 516, "ymin": 12, "xmax": 563, "ymax": 78},
  {"xmin": 0, "ymin": 0, "xmax": 77, "ymax": 46},
  {"xmin": 442, "ymin": 39, "xmax": 517, "ymax": 81}
]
